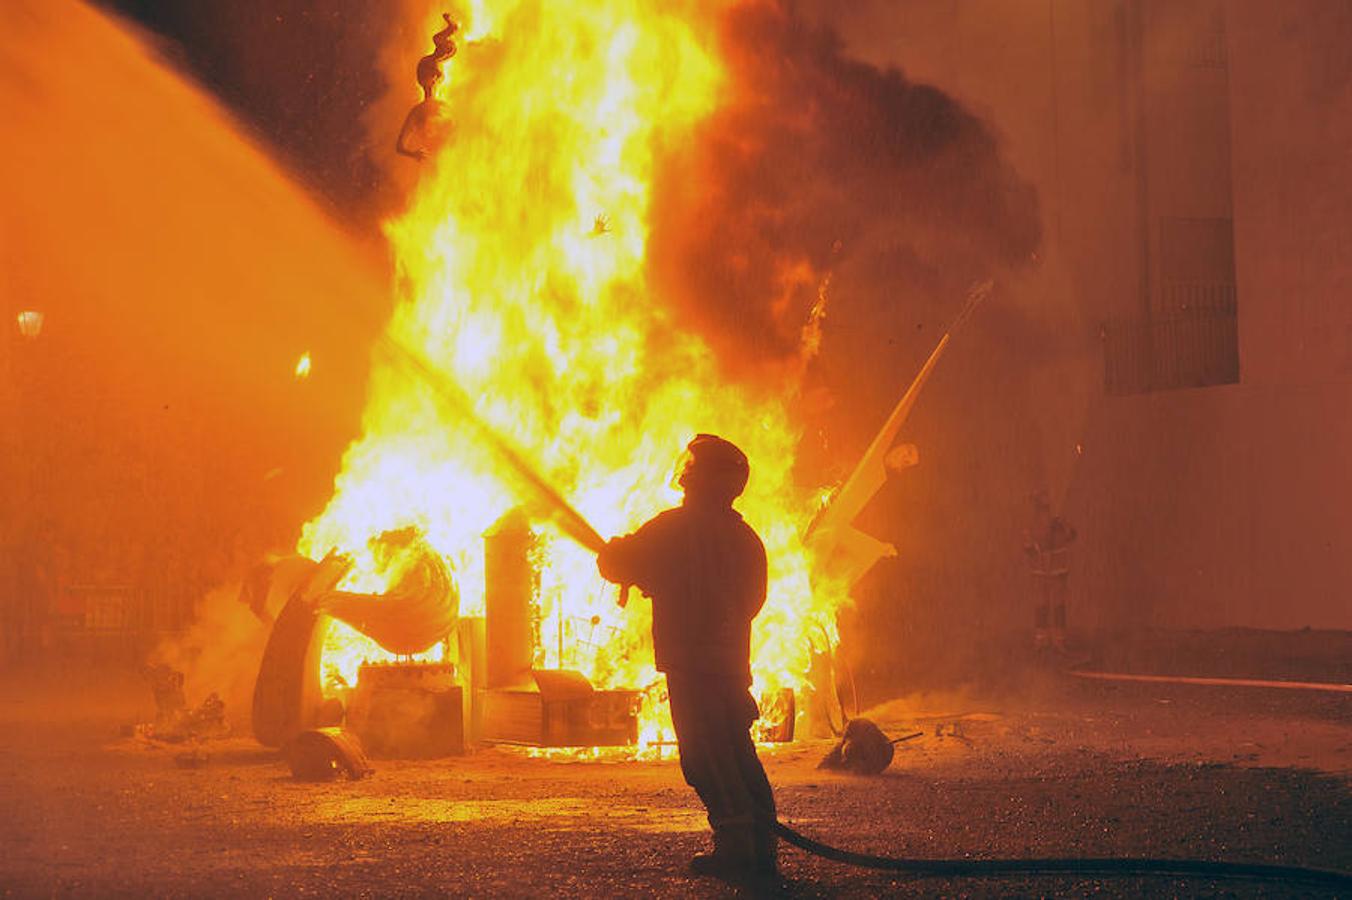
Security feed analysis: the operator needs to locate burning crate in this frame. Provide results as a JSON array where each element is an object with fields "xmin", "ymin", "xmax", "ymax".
[
  {"xmin": 346, "ymin": 662, "xmax": 464, "ymax": 758},
  {"xmin": 483, "ymin": 669, "xmax": 639, "ymax": 747}
]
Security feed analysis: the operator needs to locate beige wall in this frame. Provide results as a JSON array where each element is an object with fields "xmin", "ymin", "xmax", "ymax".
[
  {"xmin": 1069, "ymin": 381, "xmax": 1352, "ymax": 631},
  {"xmin": 1227, "ymin": 0, "xmax": 1352, "ymax": 386},
  {"xmin": 1067, "ymin": 0, "xmax": 1352, "ymax": 631},
  {"xmin": 826, "ymin": 0, "xmax": 1352, "ymax": 635}
]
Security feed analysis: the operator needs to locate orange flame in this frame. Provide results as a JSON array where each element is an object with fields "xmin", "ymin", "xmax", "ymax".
[{"xmin": 300, "ymin": 0, "xmax": 848, "ymax": 746}]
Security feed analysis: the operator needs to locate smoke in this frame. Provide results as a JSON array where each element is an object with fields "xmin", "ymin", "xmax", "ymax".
[
  {"xmin": 68, "ymin": 0, "xmax": 1050, "ymax": 705},
  {"xmin": 149, "ymin": 583, "xmax": 268, "ymax": 730},
  {"xmin": 648, "ymin": 0, "xmax": 1041, "ymax": 379},
  {"xmin": 646, "ymin": 1, "xmax": 1062, "ymax": 693}
]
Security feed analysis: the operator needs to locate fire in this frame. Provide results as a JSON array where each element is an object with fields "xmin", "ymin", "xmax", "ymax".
[{"xmin": 299, "ymin": 0, "xmax": 848, "ymax": 745}]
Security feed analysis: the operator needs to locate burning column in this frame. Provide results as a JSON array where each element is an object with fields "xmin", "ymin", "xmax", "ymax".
[{"xmin": 484, "ymin": 510, "xmax": 536, "ymax": 690}]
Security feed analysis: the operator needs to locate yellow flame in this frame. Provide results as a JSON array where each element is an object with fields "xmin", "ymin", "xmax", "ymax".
[
  {"xmin": 294, "ymin": 351, "xmax": 312, "ymax": 380},
  {"xmin": 301, "ymin": 0, "xmax": 848, "ymax": 746}
]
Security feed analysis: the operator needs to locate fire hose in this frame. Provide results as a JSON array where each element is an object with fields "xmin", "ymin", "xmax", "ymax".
[
  {"xmin": 768, "ymin": 818, "xmax": 1352, "ymax": 888},
  {"xmin": 384, "ymin": 340, "xmax": 1352, "ymax": 889},
  {"xmin": 528, "ymin": 493, "xmax": 1351, "ymax": 890}
]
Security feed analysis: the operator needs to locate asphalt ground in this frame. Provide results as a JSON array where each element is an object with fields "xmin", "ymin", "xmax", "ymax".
[{"xmin": 1, "ymin": 666, "xmax": 1349, "ymax": 897}]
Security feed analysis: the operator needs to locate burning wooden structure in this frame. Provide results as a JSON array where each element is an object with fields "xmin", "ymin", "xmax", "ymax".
[
  {"xmin": 242, "ymin": 269, "xmax": 979, "ymax": 757},
  {"xmin": 251, "ymin": 510, "xmax": 643, "ymax": 755},
  {"xmin": 244, "ymin": 3, "xmax": 980, "ymax": 762}
]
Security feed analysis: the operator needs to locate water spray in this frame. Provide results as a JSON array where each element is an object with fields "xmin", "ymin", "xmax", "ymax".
[
  {"xmin": 371, "ymin": 336, "xmax": 1350, "ymax": 890},
  {"xmin": 374, "ymin": 335, "xmax": 606, "ymax": 554}
]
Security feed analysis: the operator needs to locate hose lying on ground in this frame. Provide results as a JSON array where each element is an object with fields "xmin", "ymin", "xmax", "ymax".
[{"xmin": 772, "ymin": 820, "xmax": 1352, "ymax": 890}]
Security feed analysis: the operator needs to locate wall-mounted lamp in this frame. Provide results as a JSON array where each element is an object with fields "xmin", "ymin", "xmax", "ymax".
[{"xmin": 16, "ymin": 310, "xmax": 44, "ymax": 340}]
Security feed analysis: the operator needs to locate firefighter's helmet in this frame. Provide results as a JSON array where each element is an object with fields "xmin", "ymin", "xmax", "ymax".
[{"xmin": 676, "ymin": 433, "xmax": 750, "ymax": 502}]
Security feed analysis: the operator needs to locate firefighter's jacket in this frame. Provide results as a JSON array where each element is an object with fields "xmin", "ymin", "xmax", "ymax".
[{"xmin": 597, "ymin": 501, "xmax": 767, "ymax": 685}]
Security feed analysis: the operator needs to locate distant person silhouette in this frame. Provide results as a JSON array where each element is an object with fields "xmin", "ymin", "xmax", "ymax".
[
  {"xmin": 597, "ymin": 434, "xmax": 777, "ymax": 879},
  {"xmin": 1024, "ymin": 490, "xmax": 1077, "ymax": 653}
]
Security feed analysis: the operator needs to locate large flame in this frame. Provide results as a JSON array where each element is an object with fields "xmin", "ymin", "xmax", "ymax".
[{"xmin": 299, "ymin": 0, "xmax": 846, "ymax": 745}]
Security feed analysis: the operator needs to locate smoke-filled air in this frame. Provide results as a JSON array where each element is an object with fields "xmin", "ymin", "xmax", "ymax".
[{"xmin": 301, "ymin": 0, "xmax": 1037, "ymax": 746}]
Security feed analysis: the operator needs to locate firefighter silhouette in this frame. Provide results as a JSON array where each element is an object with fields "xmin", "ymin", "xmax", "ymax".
[
  {"xmin": 1024, "ymin": 490, "xmax": 1077, "ymax": 652},
  {"xmin": 597, "ymin": 434, "xmax": 777, "ymax": 878}
]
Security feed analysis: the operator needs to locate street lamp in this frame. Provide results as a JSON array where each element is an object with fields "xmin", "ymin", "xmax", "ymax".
[{"xmin": 16, "ymin": 310, "xmax": 44, "ymax": 340}]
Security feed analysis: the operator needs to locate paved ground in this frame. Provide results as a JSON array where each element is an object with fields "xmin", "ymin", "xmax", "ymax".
[{"xmin": 1, "ymin": 666, "xmax": 1350, "ymax": 897}]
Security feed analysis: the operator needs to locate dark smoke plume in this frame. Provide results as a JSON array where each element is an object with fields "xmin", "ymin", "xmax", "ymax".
[{"xmin": 649, "ymin": 0, "xmax": 1041, "ymax": 374}]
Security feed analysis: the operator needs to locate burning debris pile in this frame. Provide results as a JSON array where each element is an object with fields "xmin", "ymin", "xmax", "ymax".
[
  {"xmin": 293, "ymin": 0, "xmax": 845, "ymax": 754},
  {"xmin": 184, "ymin": 0, "xmax": 1034, "ymax": 761}
]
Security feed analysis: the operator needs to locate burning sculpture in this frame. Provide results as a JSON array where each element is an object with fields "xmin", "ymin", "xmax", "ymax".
[
  {"xmin": 318, "ymin": 527, "xmax": 457, "ymax": 655},
  {"xmin": 299, "ymin": 1, "xmax": 837, "ymax": 754},
  {"xmin": 245, "ymin": 1, "xmax": 991, "ymax": 758},
  {"xmin": 249, "ymin": 513, "xmax": 638, "ymax": 751},
  {"xmin": 396, "ymin": 14, "xmax": 459, "ymax": 161}
]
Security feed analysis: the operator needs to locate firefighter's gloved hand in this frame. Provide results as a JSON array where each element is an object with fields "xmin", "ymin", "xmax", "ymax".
[{"xmin": 596, "ymin": 537, "xmax": 624, "ymax": 582}]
